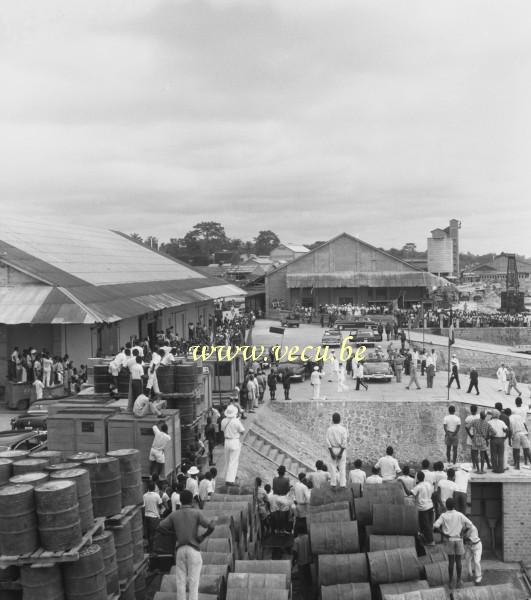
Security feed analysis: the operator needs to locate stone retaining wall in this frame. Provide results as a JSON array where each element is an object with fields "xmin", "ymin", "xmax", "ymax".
[
  {"xmin": 273, "ymin": 399, "xmax": 528, "ymax": 466},
  {"xmin": 415, "ymin": 327, "xmax": 531, "ymax": 347}
]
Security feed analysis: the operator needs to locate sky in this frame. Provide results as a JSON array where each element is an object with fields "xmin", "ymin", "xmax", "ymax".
[{"xmin": 1, "ymin": 0, "xmax": 531, "ymax": 255}]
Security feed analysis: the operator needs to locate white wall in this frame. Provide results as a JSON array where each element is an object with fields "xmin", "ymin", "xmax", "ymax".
[{"xmin": 63, "ymin": 324, "xmax": 92, "ymax": 368}]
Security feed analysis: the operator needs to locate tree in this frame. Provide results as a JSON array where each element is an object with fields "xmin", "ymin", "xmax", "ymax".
[
  {"xmin": 254, "ymin": 230, "xmax": 280, "ymax": 255},
  {"xmin": 402, "ymin": 242, "xmax": 417, "ymax": 256},
  {"xmin": 183, "ymin": 222, "xmax": 229, "ymax": 257},
  {"xmin": 129, "ymin": 232, "xmax": 143, "ymax": 244}
]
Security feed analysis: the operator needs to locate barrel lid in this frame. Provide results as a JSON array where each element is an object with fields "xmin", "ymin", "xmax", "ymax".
[
  {"xmin": 107, "ymin": 449, "xmax": 138, "ymax": 458},
  {"xmin": 35, "ymin": 479, "xmax": 76, "ymax": 492},
  {"xmin": 0, "ymin": 450, "xmax": 30, "ymax": 459},
  {"xmin": 9, "ymin": 472, "xmax": 48, "ymax": 484},
  {"xmin": 84, "ymin": 456, "xmax": 117, "ymax": 465},
  {"xmin": 50, "ymin": 468, "xmax": 88, "ymax": 479},
  {"xmin": 0, "ymin": 458, "xmax": 14, "ymax": 466},
  {"xmin": 14, "ymin": 459, "xmax": 49, "ymax": 466},
  {"xmin": 67, "ymin": 452, "xmax": 99, "ymax": 461},
  {"xmin": 31, "ymin": 451, "xmax": 62, "ymax": 458},
  {"xmin": 47, "ymin": 462, "xmax": 81, "ymax": 471},
  {"xmin": 0, "ymin": 483, "xmax": 34, "ymax": 496},
  {"xmin": 79, "ymin": 544, "xmax": 101, "ymax": 558}
]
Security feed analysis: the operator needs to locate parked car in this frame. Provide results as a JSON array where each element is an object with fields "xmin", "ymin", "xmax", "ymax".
[
  {"xmin": 280, "ymin": 313, "xmax": 301, "ymax": 328},
  {"xmin": 277, "ymin": 357, "xmax": 308, "ymax": 382},
  {"xmin": 0, "ymin": 429, "xmax": 48, "ymax": 452},
  {"xmin": 337, "ymin": 318, "xmax": 383, "ymax": 341},
  {"xmin": 362, "ymin": 357, "xmax": 393, "ymax": 382},
  {"xmin": 321, "ymin": 329, "xmax": 342, "ymax": 347},
  {"xmin": 11, "ymin": 405, "xmax": 48, "ymax": 431}
]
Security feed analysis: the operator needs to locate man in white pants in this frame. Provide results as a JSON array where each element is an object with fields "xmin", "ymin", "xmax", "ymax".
[
  {"xmin": 496, "ymin": 363, "xmax": 507, "ymax": 392},
  {"xmin": 310, "ymin": 366, "xmax": 322, "ymax": 400},
  {"xmin": 463, "ymin": 522, "xmax": 482, "ymax": 584},
  {"xmin": 221, "ymin": 404, "xmax": 245, "ymax": 485},
  {"xmin": 326, "ymin": 412, "xmax": 348, "ymax": 488}
]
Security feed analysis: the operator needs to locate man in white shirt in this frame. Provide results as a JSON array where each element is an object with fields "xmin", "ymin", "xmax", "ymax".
[
  {"xmin": 307, "ymin": 461, "xmax": 331, "ymax": 489},
  {"xmin": 149, "ymin": 422, "xmax": 171, "ymax": 477},
  {"xmin": 375, "ymin": 446, "xmax": 401, "ymax": 481},
  {"xmin": 130, "ymin": 356, "xmax": 145, "ymax": 410},
  {"xmin": 365, "ymin": 467, "xmax": 383, "ymax": 485},
  {"xmin": 348, "ymin": 459, "xmax": 367, "ymax": 489},
  {"xmin": 221, "ymin": 405, "xmax": 245, "ymax": 485},
  {"xmin": 186, "ymin": 466, "xmax": 200, "ymax": 505},
  {"xmin": 310, "ymin": 366, "xmax": 322, "ymax": 400},
  {"xmin": 437, "ymin": 467, "xmax": 458, "ymax": 507},
  {"xmin": 463, "ymin": 522, "xmax": 482, "ymax": 584},
  {"xmin": 146, "ymin": 348, "xmax": 161, "ymax": 397},
  {"xmin": 133, "ymin": 393, "xmax": 163, "ymax": 418},
  {"xmin": 464, "ymin": 405, "xmax": 480, "ymax": 465},
  {"xmin": 293, "ymin": 473, "xmax": 311, "ymax": 519},
  {"xmin": 496, "ymin": 363, "xmax": 507, "ymax": 392},
  {"xmin": 143, "ymin": 481, "xmax": 162, "ymax": 552},
  {"xmin": 410, "ymin": 471, "xmax": 434, "ymax": 545},
  {"xmin": 508, "ymin": 407, "xmax": 531, "ymax": 469},
  {"xmin": 487, "ymin": 409, "xmax": 508, "ymax": 474},
  {"xmin": 326, "ymin": 412, "xmax": 348, "ymax": 488},
  {"xmin": 443, "ymin": 405, "xmax": 461, "ymax": 465},
  {"xmin": 433, "ymin": 498, "xmax": 473, "ymax": 589},
  {"xmin": 198, "ymin": 472, "xmax": 214, "ymax": 504},
  {"xmin": 397, "ymin": 466, "xmax": 415, "ymax": 495}
]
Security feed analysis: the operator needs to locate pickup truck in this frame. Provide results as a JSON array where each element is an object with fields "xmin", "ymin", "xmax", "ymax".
[{"xmin": 280, "ymin": 313, "xmax": 301, "ymax": 328}]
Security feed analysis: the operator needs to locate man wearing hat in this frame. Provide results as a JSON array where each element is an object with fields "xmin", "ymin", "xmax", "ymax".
[
  {"xmin": 310, "ymin": 366, "xmax": 322, "ymax": 400},
  {"xmin": 186, "ymin": 465, "xmax": 201, "ymax": 506},
  {"xmin": 221, "ymin": 404, "xmax": 245, "ymax": 486},
  {"xmin": 448, "ymin": 354, "xmax": 461, "ymax": 390}
]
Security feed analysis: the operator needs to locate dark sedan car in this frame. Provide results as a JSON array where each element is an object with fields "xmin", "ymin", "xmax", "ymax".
[
  {"xmin": 0, "ymin": 430, "xmax": 48, "ymax": 452},
  {"xmin": 277, "ymin": 357, "xmax": 308, "ymax": 382},
  {"xmin": 11, "ymin": 406, "xmax": 48, "ymax": 431}
]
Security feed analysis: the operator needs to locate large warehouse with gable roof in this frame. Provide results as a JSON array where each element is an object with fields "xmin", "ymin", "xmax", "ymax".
[{"xmin": 0, "ymin": 219, "xmax": 244, "ymax": 385}]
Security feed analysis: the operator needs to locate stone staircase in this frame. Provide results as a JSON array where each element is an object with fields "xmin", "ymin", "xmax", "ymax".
[{"xmin": 242, "ymin": 425, "xmax": 314, "ymax": 478}]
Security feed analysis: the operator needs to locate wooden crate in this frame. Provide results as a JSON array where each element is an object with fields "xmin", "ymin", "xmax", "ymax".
[
  {"xmin": 107, "ymin": 410, "xmax": 181, "ymax": 478},
  {"xmin": 47, "ymin": 413, "xmax": 111, "ymax": 456}
]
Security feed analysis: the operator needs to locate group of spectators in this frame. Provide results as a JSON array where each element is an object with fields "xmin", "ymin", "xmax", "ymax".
[
  {"xmin": 396, "ymin": 306, "xmax": 531, "ymax": 328},
  {"xmin": 8, "ymin": 346, "xmax": 85, "ymax": 397}
]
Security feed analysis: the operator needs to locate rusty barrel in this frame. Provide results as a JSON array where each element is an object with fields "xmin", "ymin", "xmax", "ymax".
[
  {"xmin": 363, "ymin": 484, "xmax": 405, "ymax": 505},
  {"xmin": 452, "ymin": 583, "xmax": 527, "ymax": 600},
  {"xmin": 9, "ymin": 472, "xmax": 48, "ymax": 486},
  {"xmin": 203, "ymin": 503, "xmax": 247, "ymax": 540},
  {"xmin": 47, "ymin": 461, "xmax": 81, "ymax": 472},
  {"xmin": 156, "ymin": 365, "xmax": 176, "ymax": 394},
  {"xmin": 235, "ymin": 560, "xmax": 291, "ymax": 578},
  {"xmin": 310, "ymin": 521, "xmax": 360, "ymax": 554},
  {"xmin": 0, "ymin": 484, "xmax": 39, "ymax": 555},
  {"xmin": 107, "ymin": 449, "xmax": 143, "ymax": 506},
  {"xmin": 94, "ymin": 365, "xmax": 113, "ymax": 394},
  {"xmin": 13, "ymin": 458, "xmax": 50, "ymax": 475},
  {"xmin": 117, "ymin": 368, "xmax": 130, "ymax": 396},
  {"xmin": 200, "ymin": 536, "xmax": 234, "ymax": 556},
  {"xmin": 0, "ymin": 450, "xmax": 30, "ymax": 462},
  {"xmin": 93, "ymin": 530, "xmax": 120, "ymax": 595},
  {"xmin": 317, "ymin": 554, "xmax": 369, "ymax": 587},
  {"xmin": 35, "ymin": 479, "xmax": 82, "ymax": 551},
  {"xmin": 372, "ymin": 504, "xmax": 418, "ymax": 536},
  {"xmin": 84, "ymin": 456, "xmax": 122, "ymax": 517},
  {"xmin": 31, "ymin": 450, "xmax": 63, "ymax": 466},
  {"xmin": 201, "ymin": 551, "xmax": 234, "ymax": 572},
  {"xmin": 310, "ymin": 485, "xmax": 354, "ymax": 506},
  {"xmin": 309, "ymin": 500, "xmax": 351, "ymax": 516},
  {"xmin": 227, "ymin": 572, "xmax": 289, "ymax": 590},
  {"xmin": 309, "ymin": 508, "xmax": 351, "ymax": 523},
  {"xmin": 424, "ymin": 562, "xmax": 450, "ymax": 587},
  {"xmin": 21, "ymin": 565, "xmax": 64, "ymax": 600},
  {"xmin": 63, "ymin": 543, "xmax": 107, "ymax": 600},
  {"xmin": 50, "ymin": 468, "xmax": 94, "ymax": 533},
  {"xmin": 321, "ymin": 583, "xmax": 372, "ymax": 600},
  {"xmin": 175, "ymin": 362, "xmax": 202, "ymax": 394},
  {"xmin": 379, "ymin": 580, "xmax": 430, "ymax": 599},
  {"xmin": 112, "ymin": 519, "xmax": 134, "ymax": 582},
  {"xmin": 367, "ymin": 548, "xmax": 420, "ymax": 585},
  {"xmin": 161, "ymin": 573, "xmax": 225, "ymax": 597},
  {"xmin": 67, "ymin": 452, "xmax": 99, "ymax": 463},
  {"xmin": 354, "ymin": 498, "xmax": 372, "ymax": 526},
  {"xmin": 129, "ymin": 507, "xmax": 144, "ymax": 565},
  {"xmin": 0, "ymin": 458, "xmax": 13, "ymax": 484},
  {"xmin": 369, "ymin": 535, "xmax": 416, "ymax": 552},
  {"xmin": 226, "ymin": 592, "xmax": 288, "ymax": 600}
]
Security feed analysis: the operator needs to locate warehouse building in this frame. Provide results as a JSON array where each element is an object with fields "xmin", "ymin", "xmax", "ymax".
[
  {"xmin": 265, "ymin": 232, "xmax": 450, "ymax": 312},
  {"xmin": 0, "ymin": 220, "xmax": 244, "ymax": 386}
]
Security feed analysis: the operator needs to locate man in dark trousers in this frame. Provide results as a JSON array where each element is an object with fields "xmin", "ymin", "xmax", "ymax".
[
  {"xmin": 267, "ymin": 369, "xmax": 277, "ymax": 402},
  {"xmin": 467, "ymin": 367, "xmax": 479, "ymax": 395},
  {"xmin": 282, "ymin": 371, "xmax": 291, "ymax": 400},
  {"xmin": 448, "ymin": 354, "xmax": 461, "ymax": 390}
]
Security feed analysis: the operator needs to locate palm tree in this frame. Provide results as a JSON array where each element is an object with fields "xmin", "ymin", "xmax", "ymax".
[{"xmin": 129, "ymin": 232, "xmax": 143, "ymax": 244}]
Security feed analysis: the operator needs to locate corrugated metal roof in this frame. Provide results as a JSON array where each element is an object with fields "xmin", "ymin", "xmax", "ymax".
[
  {"xmin": 0, "ymin": 219, "xmax": 245, "ymax": 324},
  {"xmin": 278, "ymin": 242, "xmax": 309, "ymax": 253},
  {"xmin": 286, "ymin": 271, "xmax": 452, "ymax": 288}
]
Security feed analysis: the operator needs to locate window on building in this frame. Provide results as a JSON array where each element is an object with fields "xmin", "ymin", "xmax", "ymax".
[{"xmin": 214, "ymin": 362, "xmax": 232, "ymax": 377}]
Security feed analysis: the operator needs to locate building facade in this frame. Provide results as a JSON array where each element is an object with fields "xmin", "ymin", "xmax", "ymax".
[
  {"xmin": 266, "ymin": 233, "xmax": 451, "ymax": 312},
  {"xmin": 270, "ymin": 242, "xmax": 309, "ymax": 263},
  {"xmin": 427, "ymin": 218, "xmax": 461, "ymax": 278}
]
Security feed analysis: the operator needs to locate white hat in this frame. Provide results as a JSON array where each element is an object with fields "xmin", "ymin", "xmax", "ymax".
[
  {"xmin": 313, "ymin": 366, "xmax": 319, "ymax": 371},
  {"xmin": 224, "ymin": 405, "xmax": 239, "ymax": 418},
  {"xmin": 188, "ymin": 466, "xmax": 199, "ymax": 475}
]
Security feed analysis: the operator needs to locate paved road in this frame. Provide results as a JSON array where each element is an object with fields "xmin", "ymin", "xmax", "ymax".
[{"xmin": 251, "ymin": 319, "xmax": 531, "ymax": 410}]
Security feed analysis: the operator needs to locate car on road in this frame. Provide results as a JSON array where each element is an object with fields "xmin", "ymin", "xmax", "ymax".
[
  {"xmin": 277, "ymin": 357, "xmax": 308, "ymax": 382},
  {"xmin": 348, "ymin": 328, "xmax": 376, "ymax": 347},
  {"xmin": 321, "ymin": 329, "xmax": 343, "ymax": 347},
  {"xmin": 0, "ymin": 429, "xmax": 48, "ymax": 452},
  {"xmin": 362, "ymin": 353, "xmax": 393, "ymax": 382},
  {"xmin": 280, "ymin": 313, "xmax": 301, "ymax": 328},
  {"xmin": 11, "ymin": 405, "xmax": 48, "ymax": 431},
  {"xmin": 336, "ymin": 318, "xmax": 383, "ymax": 341}
]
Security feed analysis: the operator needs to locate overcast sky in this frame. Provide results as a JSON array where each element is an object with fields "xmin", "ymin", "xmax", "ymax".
[{"xmin": 1, "ymin": 0, "xmax": 531, "ymax": 254}]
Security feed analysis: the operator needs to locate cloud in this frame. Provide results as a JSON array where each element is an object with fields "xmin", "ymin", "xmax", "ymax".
[{"xmin": 0, "ymin": 0, "xmax": 530, "ymax": 254}]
